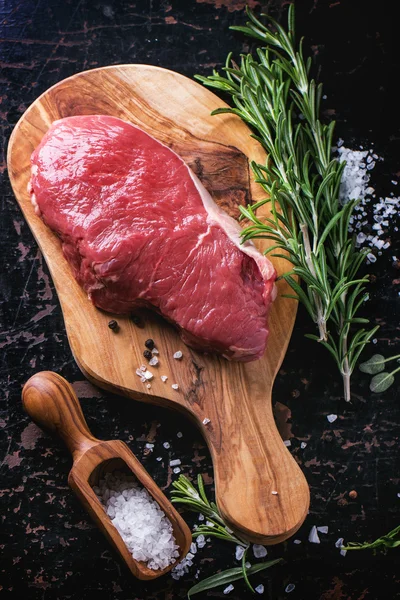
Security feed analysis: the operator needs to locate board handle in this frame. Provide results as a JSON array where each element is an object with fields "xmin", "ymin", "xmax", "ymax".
[
  {"xmin": 22, "ymin": 371, "xmax": 99, "ymax": 460},
  {"xmin": 204, "ymin": 390, "xmax": 310, "ymax": 544}
]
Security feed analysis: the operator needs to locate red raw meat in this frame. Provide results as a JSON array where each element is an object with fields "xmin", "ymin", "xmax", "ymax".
[{"xmin": 29, "ymin": 115, "xmax": 276, "ymax": 361}]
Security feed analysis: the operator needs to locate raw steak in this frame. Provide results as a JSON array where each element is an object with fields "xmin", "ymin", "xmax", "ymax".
[{"xmin": 29, "ymin": 115, "xmax": 276, "ymax": 362}]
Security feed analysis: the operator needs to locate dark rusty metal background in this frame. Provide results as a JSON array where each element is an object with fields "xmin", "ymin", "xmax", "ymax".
[{"xmin": 1, "ymin": 1, "xmax": 399, "ymax": 598}]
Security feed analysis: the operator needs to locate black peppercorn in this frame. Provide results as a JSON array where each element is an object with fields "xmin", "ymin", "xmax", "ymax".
[
  {"xmin": 143, "ymin": 349, "xmax": 152, "ymax": 360},
  {"xmin": 131, "ymin": 314, "xmax": 144, "ymax": 327},
  {"xmin": 108, "ymin": 319, "xmax": 119, "ymax": 331},
  {"xmin": 145, "ymin": 339, "xmax": 155, "ymax": 350}
]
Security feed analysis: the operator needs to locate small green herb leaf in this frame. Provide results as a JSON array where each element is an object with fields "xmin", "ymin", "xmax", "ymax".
[
  {"xmin": 359, "ymin": 354, "xmax": 386, "ymax": 374},
  {"xmin": 370, "ymin": 371, "xmax": 395, "ymax": 393},
  {"xmin": 187, "ymin": 560, "xmax": 283, "ymax": 598}
]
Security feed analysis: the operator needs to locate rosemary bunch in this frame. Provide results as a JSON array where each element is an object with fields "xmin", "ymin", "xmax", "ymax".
[
  {"xmin": 171, "ymin": 475, "xmax": 281, "ymax": 595},
  {"xmin": 196, "ymin": 6, "xmax": 379, "ymax": 400}
]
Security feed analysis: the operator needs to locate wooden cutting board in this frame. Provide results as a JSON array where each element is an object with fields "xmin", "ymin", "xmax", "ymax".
[{"xmin": 7, "ymin": 65, "xmax": 309, "ymax": 544}]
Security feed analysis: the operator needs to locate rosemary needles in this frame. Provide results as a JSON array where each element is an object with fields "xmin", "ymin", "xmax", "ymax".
[
  {"xmin": 195, "ymin": 5, "xmax": 378, "ymax": 401},
  {"xmin": 171, "ymin": 475, "xmax": 281, "ymax": 595}
]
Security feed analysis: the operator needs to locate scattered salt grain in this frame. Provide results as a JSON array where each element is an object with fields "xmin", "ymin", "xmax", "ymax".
[
  {"xmin": 367, "ymin": 253, "xmax": 377, "ymax": 263},
  {"xmin": 335, "ymin": 537, "xmax": 344, "ymax": 548},
  {"xmin": 202, "ymin": 418, "xmax": 211, "ymax": 425},
  {"xmin": 235, "ymin": 545, "xmax": 245, "ymax": 560},
  {"xmin": 151, "ymin": 347, "xmax": 159, "ymax": 355},
  {"xmin": 173, "ymin": 467, "xmax": 181, "ymax": 474},
  {"xmin": 143, "ymin": 370, "xmax": 154, "ymax": 381},
  {"xmin": 301, "ymin": 442, "xmax": 307, "ymax": 449},
  {"xmin": 94, "ymin": 471, "xmax": 180, "ymax": 570},
  {"xmin": 198, "ymin": 514, "xmax": 205, "ymax": 521},
  {"xmin": 284, "ymin": 439, "xmax": 291, "ymax": 447},
  {"xmin": 285, "ymin": 583, "xmax": 295, "ymax": 593},
  {"xmin": 340, "ymin": 548, "xmax": 347, "ymax": 557},
  {"xmin": 308, "ymin": 525, "xmax": 320, "ymax": 544},
  {"xmin": 171, "ymin": 383, "xmax": 179, "ymax": 390},
  {"xmin": 173, "ymin": 351, "xmax": 183, "ymax": 360},
  {"xmin": 223, "ymin": 584, "xmax": 234, "ymax": 595},
  {"xmin": 161, "ymin": 375, "xmax": 168, "ymax": 382},
  {"xmin": 245, "ymin": 561, "xmax": 251, "ymax": 569},
  {"xmin": 163, "ymin": 442, "xmax": 170, "ymax": 449},
  {"xmin": 293, "ymin": 539, "xmax": 302, "ymax": 544},
  {"xmin": 156, "ymin": 457, "xmax": 162, "ymax": 462},
  {"xmin": 149, "ymin": 356, "xmax": 159, "ymax": 367},
  {"xmin": 255, "ymin": 584, "xmax": 264, "ymax": 594},
  {"xmin": 190, "ymin": 542, "xmax": 197, "ymax": 554},
  {"xmin": 145, "ymin": 443, "xmax": 154, "ymax": 450},
  {"xmin": 196, "ymin": 534, "xmax": 206, "ymax": 548},
  {"xmin": 397, "ymin": 493, "xmax": 400, "ymax": 498},
  {"xmin": 327, "ymin": 414, "xmax": 338, "ymax": 423},
  {"xmin": 253, "ymin": 544, "xmax": 267, "ymax": 558},
  {"xmin": 146, "ymin": 383, "xmax": 151, "ymax": 389},
  {"xmin": 271, "ymin": 490, "xmax": 278, "ymax": 495},
  {"xmin": 177, "ymin": 432, "xmax": 183, "ymax": 438},
  {"xmin": 317, "ymin": 526, "xmax": 329, "ymax": 534},
  {"xmin": 170, "ymin": 459, "xmax": 181, "ymax": 467},
  {"xmin": 171, "ymin": 548, "xmax": 196, "ymax": 580}
]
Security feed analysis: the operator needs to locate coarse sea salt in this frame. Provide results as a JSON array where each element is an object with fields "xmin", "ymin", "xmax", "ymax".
[
  {"xmin": 253, "ymin": 544, "xmax": 267, "ymax": 558},
  {"xmin": 223, "ymin": 584, "xmax": 234, "ymax": 594},
  {"xmin": 94, "ymin": 471, "xmax": 180, "ymax": 570},
  {"xmin": 173, "ymin": 351, "xmax": 183, "ymax": 360},
  {"xmin": 171, "ymin": 540, "xmax": 198, "ymax": 580},
  {"xmin": 170, "ymin": 459, "xmax": 181, "ymax": 467},
  {"xmin": 285, "ymin": 583, "xmax": 296, "ymax": 593},
  {"xmin": 337, "ymin": 142, "xmax": 400, "ymax": 254},
  {"xmin": 327, "ymin": 414, "xmax": 338, "ymax": 423},
  {"xmin": 171, "ymin": 383, "xmax": 179, "ymax": 390},
  {"xmin": 161, "ymin": 375, "xmax": 168, "ymax": 382},
  {"xmin": 308, "ymin": 525, "xmax": 320, "ymax": 544},
  {"xmin": 317, "ymin": 526, "xmax": 329, "ymax": 534},
  {"xmin": 235, "ymin": 545, "xmax": 245, "ymax": 560},
  {"xmin": 202, "ymin": 418, "xmax": 211, "ymax": 425},
  {"xmin": 255, "ymin": 584, "xmax": 264, "ymax": 594}
]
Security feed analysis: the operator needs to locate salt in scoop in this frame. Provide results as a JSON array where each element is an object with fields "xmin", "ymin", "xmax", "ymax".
[{"xmin": 22, "ymin": 371, "xmax": 191, "ymax": 580}]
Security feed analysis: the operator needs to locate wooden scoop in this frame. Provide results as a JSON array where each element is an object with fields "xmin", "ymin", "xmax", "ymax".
[{"xmin": 21, "ymin": 370, "xmax": 192, "ymax": 580}]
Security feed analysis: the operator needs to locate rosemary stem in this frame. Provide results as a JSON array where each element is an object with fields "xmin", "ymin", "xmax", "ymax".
[
  {"xmin": 300, "ymin": 223, "xmax": 327, "ymax": 341},
  {"xmin": 339, "ymin": 290, "xmax": 351, "ymax": 401}
]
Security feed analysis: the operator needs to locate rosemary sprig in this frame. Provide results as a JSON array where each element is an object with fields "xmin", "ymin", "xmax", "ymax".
[
  {"xmin": 171, "ymin": 475, "xmax": 281, "ymax": 594},
  {"xmin": 343, "ymin": 525, "xmax": 400, "ymax": 552},
  {"xmin": 195, "ymin": 5, "xmax": 379, "ymax": 401}
]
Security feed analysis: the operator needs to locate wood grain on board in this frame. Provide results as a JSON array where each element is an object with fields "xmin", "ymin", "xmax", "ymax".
[{"xmin": 8, "ymin": 65, "xmax": 310, "ymax": 544}]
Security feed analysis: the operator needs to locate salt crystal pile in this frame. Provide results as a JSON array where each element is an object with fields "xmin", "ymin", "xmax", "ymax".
[
  {"xmin": 93, "ymin": 471, "xmax": 180, "ymax": 570},
  {"xmin": 336, "ymin": 141, "xmax": 399, "ymax": 253},
  {"xmin": 171, "ymin": 541, "xmax": 198, "ymax": 580}
]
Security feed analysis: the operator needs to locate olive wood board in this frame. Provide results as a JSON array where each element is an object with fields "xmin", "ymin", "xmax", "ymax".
[{"xmin": 7, "ymin": 64, "xmax": 310, "ymax": 544}]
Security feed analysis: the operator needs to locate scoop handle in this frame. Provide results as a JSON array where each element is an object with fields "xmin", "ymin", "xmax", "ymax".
[{"xmin": 22, "ymin": 371, "xmax": 98, "ymax": 460}]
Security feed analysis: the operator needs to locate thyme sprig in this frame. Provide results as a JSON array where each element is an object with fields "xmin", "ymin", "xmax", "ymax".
[
  {"xmin": 343, "ymin": 525, "xmax": 400, "ymax": 552},
  {"xmin": 195, "ymin": 5, "xmax": 379, "ymax": 401},
  {"xmin": 171, "ymin": 475, "xmax": 281, "ymax": 595}
]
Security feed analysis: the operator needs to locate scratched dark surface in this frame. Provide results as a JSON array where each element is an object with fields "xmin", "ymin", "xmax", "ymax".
[{"xmin": 1, "ymin": 0, "xmax": 400, "ymax": 598}]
